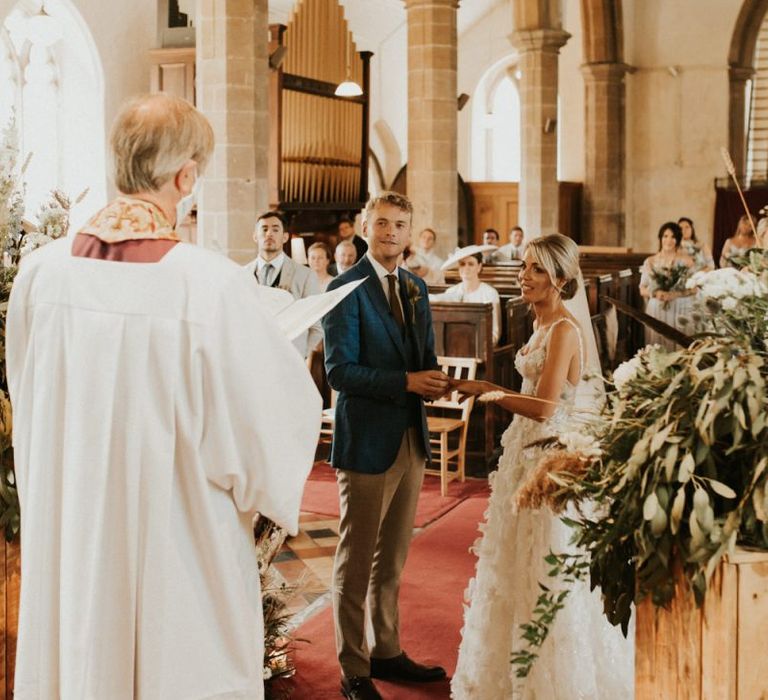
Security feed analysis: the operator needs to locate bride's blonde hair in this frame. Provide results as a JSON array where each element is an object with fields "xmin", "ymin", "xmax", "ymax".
[{"xmin": 525, "ymin": 234, "xmax": 580, "ymax": 300}]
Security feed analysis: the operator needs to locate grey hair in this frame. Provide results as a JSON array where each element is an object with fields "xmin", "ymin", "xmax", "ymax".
[{"xmin": 110, "ymin": 93, "xmax": 214, "ymax": 194}]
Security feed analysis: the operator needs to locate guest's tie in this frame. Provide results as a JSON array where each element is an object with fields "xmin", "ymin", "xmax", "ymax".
[
  {"xmin": 260, "ymin": 263, "xmax": 273, "ymax": 286},
  {"xmin": 386, "ymin": 274, "xmax": 405, "ymax": 334}
]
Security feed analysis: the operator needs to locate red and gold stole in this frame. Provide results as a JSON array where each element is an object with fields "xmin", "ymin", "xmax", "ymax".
[{"xmin": 73, "ymin": 197, "xmax": 180, "ymax": 263}]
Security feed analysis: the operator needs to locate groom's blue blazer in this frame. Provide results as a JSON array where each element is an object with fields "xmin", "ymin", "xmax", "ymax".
[{"xmin": 322, "ymin": 255, "xmax": 438, "ymax": 474}]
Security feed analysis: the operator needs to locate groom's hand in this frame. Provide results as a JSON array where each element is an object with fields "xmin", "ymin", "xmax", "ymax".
[{"xmin": 406, "ymin": 370, "xmax": 450, "ymax": 399}]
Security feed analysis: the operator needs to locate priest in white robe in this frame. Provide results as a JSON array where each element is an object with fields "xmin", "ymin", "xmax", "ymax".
[{"xmin": 6, "ymin": 93, "xmax": 321, "ymax": 700}]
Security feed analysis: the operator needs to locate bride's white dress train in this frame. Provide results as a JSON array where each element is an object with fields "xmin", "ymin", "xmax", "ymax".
[{"xmin": 451, "ymin": 319, "xmax": 634, "ymax": 699}]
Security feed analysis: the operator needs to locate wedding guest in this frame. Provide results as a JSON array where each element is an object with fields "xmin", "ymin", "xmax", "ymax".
[
  {"xmin": 308, "ymin": 241, "xmax": 335, "ymax": 291},
  {"xmin": 481, "ymin": 228, "xmax": 504, "ymax": 263},
  {"xmin": 677, "ymin": 217, "xmax": 713, "ymax": 272},
  {"xmin": 720, "ymin": 213, "xmax": 759, "ymax": 268},
  {"xmin": 244, "ymin": 211, "xmax": 322, "ymax": 356},
  {"xmin": 6, "ymin": 93, "xmax": 321, "ymax": 699},
  {"xmin": 498, "ymin": 226, "xmax": 526, "ymax": 260},
  {"xmin": 757, "ymin": 216, "xmax": 768, "ymax": 248},
  {"xmin": 323, "ymin": 191, "xmax": 449, "ymax": 700},
  {"xmin": 429, "ymin": 245, "xmax": 501, "ymax": 345},
  {"xmin": 640, "ymin": 221, "xmax": 694, "ymax": 350},
  {"xmin": 413, "ymin": 227, "xmax": 444, "ymax": 270},
  {"xmin": 338, "ymin": 217, "xmax": 368, "ymax": 261},
  {"xmin": 333, "ymin": 239, "xmax": 358, "ymax": 275},
  {"xmin": 404, "ymin": 251, "xmax": 445, "ymax": 286}
]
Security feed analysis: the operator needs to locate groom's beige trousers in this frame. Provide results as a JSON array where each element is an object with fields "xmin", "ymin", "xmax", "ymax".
[{"xmin": 332, "ymin": 427, "xmax": 426, "ymax": 678}]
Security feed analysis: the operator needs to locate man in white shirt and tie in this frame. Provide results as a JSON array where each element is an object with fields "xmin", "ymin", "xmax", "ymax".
[{"xmin": 244, "ymin": 211, "xmax": 322, "ymax": 356}]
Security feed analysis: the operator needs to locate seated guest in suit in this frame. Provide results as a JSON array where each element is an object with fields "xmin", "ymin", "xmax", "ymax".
[
  {"xmin": 333, "ymin": 240, "xmax": 358, "ymax": 275},
  {"xmin": 498, "ymin": 226, "xmax": 526, "ymax": 260},
  {"xmin": 430, "ymin": 245, "xmax": 502, "ymax": 345},
  {"xmin": 308, "ymin": 241, "xmax": 335, "ymax": 291},
  {"xmin": 338, "ymin": 217, "xmax": 368, "ymax": 261},
  {"xmin": 244, "ymin": 210, "xmax": 322, "ymax": 356},
  {"xmin": 481, "ymin": 228, "xmax": 504, "ymax": 263},
  {"xmin": 413, "ymin": 227, "xmax": 444, "ymax": 270}
]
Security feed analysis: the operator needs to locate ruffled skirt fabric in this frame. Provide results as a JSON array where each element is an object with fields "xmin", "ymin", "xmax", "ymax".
[{"xmin": 451, "ymin": 415, "xmax": 634, "ymax": 699}]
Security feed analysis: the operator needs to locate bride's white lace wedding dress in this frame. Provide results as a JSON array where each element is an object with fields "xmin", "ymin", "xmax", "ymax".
[{"xmin": 451, "ymin": 318, "xmax": 634, "ymax": 699}]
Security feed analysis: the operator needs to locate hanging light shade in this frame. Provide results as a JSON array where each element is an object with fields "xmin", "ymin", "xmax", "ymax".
[
  {"xmin": 335, "ymin": 35, "xmax": 363, "ymax": 98},
  {"xmin": 334, "ymin": 80, "xmax": 363, "ymax": 97}
]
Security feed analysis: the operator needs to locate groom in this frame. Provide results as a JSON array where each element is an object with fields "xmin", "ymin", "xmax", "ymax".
[{"xmin": 323, "ymin": 192, "xmax": 450, "ymax": 700}]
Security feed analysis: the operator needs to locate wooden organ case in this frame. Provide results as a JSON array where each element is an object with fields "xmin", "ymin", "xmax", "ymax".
[{"xmin": 269, "ymin": 0, "xmax": 372, "ymax": 232}]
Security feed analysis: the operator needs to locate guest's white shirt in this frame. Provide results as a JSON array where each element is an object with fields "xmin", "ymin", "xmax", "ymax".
[
  {"xmin": 256, "ymin": 252, "xmax": 286, "ymax": 282},
  {"xmin": 429, "ymin": 281, "xmax": 501, "ymax": 345},
  {"xmin": 367, "ymin": 251, "xmax": 405, "ymax": 316},
  {"xmin": 415, "ymin": 248, "xmax": 444, "ymax": 270}
]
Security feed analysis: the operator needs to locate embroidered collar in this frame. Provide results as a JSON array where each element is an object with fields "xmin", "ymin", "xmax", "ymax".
[{"xmin": 78, "ymin": 196, "xmax": 179, "ymax": 244}]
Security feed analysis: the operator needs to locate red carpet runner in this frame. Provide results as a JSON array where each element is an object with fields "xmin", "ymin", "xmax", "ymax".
[
  {"xmin": 289, "ymin": 493, "xmax": 488, "ymax": 699},
  {"xmin": 301, "ymin": 462, "xmax": 488, "ymax": 528}
]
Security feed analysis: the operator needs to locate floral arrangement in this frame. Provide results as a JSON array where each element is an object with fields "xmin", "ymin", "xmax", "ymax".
[
  {"xmin": 254, "ymin": 516, "xmax": 306, "ymax": 697},
  {"xmin": 512, "ymin": 251, "xmax": 768, "ymax": 673},
  {"xmin": 649, "ymin": 263, "xmax": 689, "ymax": 293},
  {"xmin": 0, "ymin": 118, "xmax": 77, "ymax": 540}
]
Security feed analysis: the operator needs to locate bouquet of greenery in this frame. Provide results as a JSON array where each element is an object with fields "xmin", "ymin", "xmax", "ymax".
[
  {"xmin": 649, "ymin": 264, "xmax": 689, "ymax": 293},
  {"xmin": 512, "ymin": 253, "xmax": 768, "ymax": 674}
]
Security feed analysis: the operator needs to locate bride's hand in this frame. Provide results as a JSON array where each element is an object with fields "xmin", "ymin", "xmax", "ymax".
[{"xmin": 447, "ymin": 379, "xmax": 497, "ymax": 396}]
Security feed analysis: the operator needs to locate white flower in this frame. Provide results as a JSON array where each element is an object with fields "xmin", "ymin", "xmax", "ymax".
[
  {"xmin": 560, "ymin": 431, "xmax": 602, "ymax": 459},
  {"xmin": 262, "ymin": 666, "xmax": 273, "ymax": 680},
  {"xmin": 612, "ymin": 356, "xmax": 642, "ymax": 392},
  {"xmin": 20, "ymin": 231, "xmax": 53, "ymax": 256},
  {"xmin": 687, "ymin": 267, "xmax": 767, "ymax": 301}
]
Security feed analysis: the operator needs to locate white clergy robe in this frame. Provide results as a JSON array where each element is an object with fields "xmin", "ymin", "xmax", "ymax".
[{"xmin": 7, "ymin": 238, "xmax": 321, "ymax": 699}]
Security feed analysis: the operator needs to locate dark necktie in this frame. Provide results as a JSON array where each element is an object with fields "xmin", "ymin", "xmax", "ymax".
[{"xmin": 387, "ymin": 274, "xmax": 405, "ymax": 334}]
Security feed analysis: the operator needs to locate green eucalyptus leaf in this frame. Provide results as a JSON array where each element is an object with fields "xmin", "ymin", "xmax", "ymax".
[
  {"xmin": 709, "ymin": 480, "xmax": 736, "ymax": 500},
  {"xmin": 670, "ymin": 488, "xmax": 686, "ymax": 535},
  {"xmin": 643, "ymin": 493, "xmax": 659, "ymax": 521}
]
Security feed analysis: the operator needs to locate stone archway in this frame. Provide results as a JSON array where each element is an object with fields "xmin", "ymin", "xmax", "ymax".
[{"xmin": 728, "ymin": 0, "xmax": 768, "ymax": 179}]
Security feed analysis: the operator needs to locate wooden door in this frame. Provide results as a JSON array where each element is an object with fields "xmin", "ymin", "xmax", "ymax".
[
  {"xmin": 467, "ymin": 181, "xmax": 583, "ymax": 242},
  {"xmin": 467, "ymin": 182, "xmax": 519, "ymax": 245}
]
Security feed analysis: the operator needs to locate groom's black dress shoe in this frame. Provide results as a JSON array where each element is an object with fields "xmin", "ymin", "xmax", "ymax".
[
  {"xmin": 370, "ymin": 652, "xmax": 447, "ymax": 682},
  {"xmin": 340, "ymin": 675, "xmax": 382, "ymax": 700}
]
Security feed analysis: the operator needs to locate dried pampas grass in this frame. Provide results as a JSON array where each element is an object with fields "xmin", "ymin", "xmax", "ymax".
[{"xmin": 515, "ymin": 450, "xmax": 592, "ymax": 512}]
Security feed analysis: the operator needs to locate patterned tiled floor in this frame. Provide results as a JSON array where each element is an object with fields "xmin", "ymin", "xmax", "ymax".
[{"xmin": 271, "ymin": 512, "xmax": 340, "ymax": 625}]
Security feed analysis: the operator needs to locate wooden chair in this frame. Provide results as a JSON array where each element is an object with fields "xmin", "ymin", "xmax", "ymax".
[
  {"xmin": 318, "ymin": 390, "xmax": 337, "ymax": 445},
  {"xmin": 425, "ymin": 356, "xmax": 479, "ymax": 496}
]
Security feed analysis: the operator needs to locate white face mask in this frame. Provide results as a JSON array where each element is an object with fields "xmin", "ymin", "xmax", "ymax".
[{"xmin": 175, "ymin": 170, "xmax": 201, "ymax": 227}]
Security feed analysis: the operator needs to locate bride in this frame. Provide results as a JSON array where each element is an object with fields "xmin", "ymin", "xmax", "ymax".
[{"xmin": 450, "ymin": 234, "xmax": 633, "ymax": 699}]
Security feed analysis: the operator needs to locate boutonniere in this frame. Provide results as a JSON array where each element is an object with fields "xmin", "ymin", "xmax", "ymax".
[{"xmin": 404, "ymin": 276, "xmax": 422, "ymax": 324}]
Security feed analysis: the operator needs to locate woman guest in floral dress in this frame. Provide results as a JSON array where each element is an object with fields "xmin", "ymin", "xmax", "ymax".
[
  {"xmin": 677, "ymin": 217, "xmax": 713, "ymax": 272},
  {"xmin": 640, "ymin": 222, "xmax": 694, "ymax": 350}
]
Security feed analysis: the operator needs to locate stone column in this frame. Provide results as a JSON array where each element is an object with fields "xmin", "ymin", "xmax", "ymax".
[
  {"xmin": 196, "ymin": 0, "xmax": 269, "ymax": 262},
  {"xmin": 728, "ymin": 65, "xmax": 755, "ymax": 182},
  {"xmin": 510, "ymin": 28, "xmax": 569, "ymax": 237},
  {"xmin": 582, "ymin": 62, "xmax": 628, "ymax": 246},
  {"xmin": 405, "ymin": 0, "xmax": 459, "ymax": 257}
]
